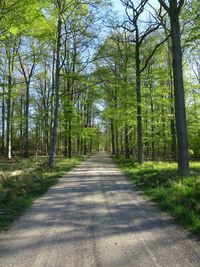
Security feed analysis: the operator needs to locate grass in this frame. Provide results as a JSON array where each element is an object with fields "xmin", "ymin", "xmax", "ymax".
[
  {"xmin": 115, "ymin": 157, "xmax": 200, "ymax": 235},
  {"xmin": 0, "ymin": 156, "xmax": 85, "ymax": 231}
]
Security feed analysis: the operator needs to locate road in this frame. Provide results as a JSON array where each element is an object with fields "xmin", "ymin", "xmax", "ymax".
[{"xmin": 0, "ymin": 152, "xmax": 200, "ymax": 267}]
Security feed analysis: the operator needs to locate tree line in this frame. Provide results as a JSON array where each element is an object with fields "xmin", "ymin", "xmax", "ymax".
[
  {"xmin": 0, "ymin": 0, "xmax": 107, "ymax": 167},
  {"xmin": 95, "ymin": 0, "xmax": 199, "ymax": 176}
]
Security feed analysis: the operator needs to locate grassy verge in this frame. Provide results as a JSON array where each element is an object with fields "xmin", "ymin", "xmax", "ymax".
[
  {"xmin": 0, "ymin": 156, "xmax": 85, "ymax": 231},
  {"xmin": 115, "ymin": 157, "xmax": 200, "ymax": 235}
]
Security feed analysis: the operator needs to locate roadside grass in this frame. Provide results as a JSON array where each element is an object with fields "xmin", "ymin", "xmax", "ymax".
[
  {"xmin": 115, "ymin": 157, "xmax": 200, "ymax": 235},
  {"xmin": 0, "ymin": 156, "xmax": 85, "ymax": 231}
]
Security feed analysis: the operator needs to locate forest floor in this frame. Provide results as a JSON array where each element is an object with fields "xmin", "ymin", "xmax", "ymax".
[
  {"xmin": 0, "ymin": 156, "xmax": 85, "ymax": 231},
  {"xmin": 116, "ymin": 158, "xmax": 200, "ymax": 235},
  {"xmin": 1, "ymin": 152, "xmax": 200, "ymax": 267}
]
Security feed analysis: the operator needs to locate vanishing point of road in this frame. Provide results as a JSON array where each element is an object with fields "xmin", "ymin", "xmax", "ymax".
[{"xmin": 1, "ymin": 152, "xmax": 200, "ymax": 267}]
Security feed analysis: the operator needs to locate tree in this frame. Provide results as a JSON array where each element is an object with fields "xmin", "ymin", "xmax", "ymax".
[
  {"xmin": 18, "ymin": 40, "xmax": 37, "ymax": 157},
  {"xmin": 48, "ymin": 0, "xmax": 63, "ymax": 168},
  {"xmin": 94, "ymin": 30, "xmax": 135, "ymax": 158},
  {"xmin": 120, "ymin": 0, "xmax": 167, "ymax": 163},
  {"xmin": 3, "ymin": 35, "xmax": 21, "ymax": 159},
  {"xmin": 158, "ymin": 0, "xmax": 190, "ymax": 176}
]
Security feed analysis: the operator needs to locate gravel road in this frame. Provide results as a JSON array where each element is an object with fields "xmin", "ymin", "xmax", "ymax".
[{"xmin": 1, "ymin": 152, "xmax": 200, "ymax": 267}]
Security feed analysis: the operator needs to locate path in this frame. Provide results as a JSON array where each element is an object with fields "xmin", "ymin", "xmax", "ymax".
[{"xmin": 0, "ymin": 152, "xmax": 200, "ymax": 267}]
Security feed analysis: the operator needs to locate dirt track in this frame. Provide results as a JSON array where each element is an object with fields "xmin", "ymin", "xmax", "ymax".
[{"xmin": 1, "ymin": 152, "xmax": 200, "ymax": 267}]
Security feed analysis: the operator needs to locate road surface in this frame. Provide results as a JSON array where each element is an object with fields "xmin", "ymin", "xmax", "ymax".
[{"xmin": 0, "ymin": 152, "xmax": 200, "ymax": 267}]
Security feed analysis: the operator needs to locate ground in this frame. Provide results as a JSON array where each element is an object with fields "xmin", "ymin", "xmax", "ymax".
[{"xmin": 0, "ymin": 152, "xmax": 200, "ymax": 267}]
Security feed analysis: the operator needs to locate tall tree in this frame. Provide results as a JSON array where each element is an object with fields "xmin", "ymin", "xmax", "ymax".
[
  {"xmin": 120, "ymin": 0, "xmax": 167, "ymax": 163},
  {"xmin": 18, "ymin": 40, "xmax": 37, "ymax": 157},
  {"xmin": 158, "ymin": 0, "xmax": 190, "ymax": 176},
  {"xmin": 48, "ymin": 0, "xmax": 65, "ymax": 167},
  {"xmin": 3, "ymin": 35, "xmax": 21, "ymax": 159}
]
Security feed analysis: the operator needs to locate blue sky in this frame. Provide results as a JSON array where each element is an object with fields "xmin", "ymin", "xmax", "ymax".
[
  {"xmin": 112, "ymin": 0, "xmax": 123, "ymax": 8},
  {"xmin": 111, "ymin": 0, "xmax": 124, "ymax": 14},
  {"xmin": 111, "ymin": 0, "xmax": 159, "ymax": 14}
]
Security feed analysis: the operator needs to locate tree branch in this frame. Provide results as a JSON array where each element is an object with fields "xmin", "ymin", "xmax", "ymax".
[
  {"xmin": 158, "ymin": 0, "xmax": 170, "ymax": 13},
  {"xmin": 140, "ymin": 35, "xmax": 170, "ymax": 73},
  {"xmin": 177, "ymin": 0, "xmax": 185, "ymax": 13}
]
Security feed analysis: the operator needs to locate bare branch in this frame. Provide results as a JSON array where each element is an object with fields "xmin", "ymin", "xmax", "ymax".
[
  {"xmin": 140, "ymin": 35, "xmax": 170, "ymax": 73},
  {"xmin": 157, "ymin": 0, "xmax": 170, "ymax": 13},
  {"xmin": 177, "ymin": 0, "xmax": 185, "ymax": 13}
]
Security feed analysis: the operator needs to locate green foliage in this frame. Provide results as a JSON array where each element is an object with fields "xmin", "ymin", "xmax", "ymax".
[{"xmin": 183, "ymin": 0, "xmax": 200, "ymax": 44}]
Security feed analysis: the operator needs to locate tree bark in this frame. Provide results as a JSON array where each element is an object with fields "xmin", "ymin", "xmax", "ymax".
[
  {"xmin": 115, "ymin": 128, "xmax": 119, "ymax": 156},
  {"xmin": 24, "ymin": 82, "xmax": 30, "ymax": 157},
  {"xmin": 150, "ymin": 89, "xmax": 156, "ymax": 161},
  {"xmin": 111, "ymin": 119, "xmax": 115, "ymax": 155},
  {"xmin": 20, "ymin": 92, "xmax": 23, "ymax": 155},
  {"xmin": 135, "ymin": 40, "xmax": 143, "ymax": 163},
  {"xmin": 170, "ymin": 15, "xmax": 190, "ymax": 176},
  {"xmin": 1, "ymin": 84, "xmax": 5, "ymax": 155},
  {"xmin": 48, "ymin": 16, "xmax": 62, "ymax": 168},
  {"xmin": 168, "ymin": 46, "xmax": 177, "ymax": 161},
  {"xmin": 6, "ymin": 74, "xmax": 12, "ymax": 159},
  {"xmin": 68, "ymin": 117, "xmax": 72, "ymax": 158},
  {"xmin": 120, "ymin": 131, "xmax": 123, "ymax": 155},
  {"xmin": 125, "ymin": 124, "xmax": 130, "ymax": 159}
]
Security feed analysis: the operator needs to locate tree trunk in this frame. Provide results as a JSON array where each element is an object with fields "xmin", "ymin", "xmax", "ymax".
[
  {"xmin": 20, "ymin": 92, "xmax": 24, "ymax": 155},
  {"xmin": 115, "ymin": 128, "xmax": 119, "ymax": 156},
  {"xmin": 68, "ymin": 117, "xmax": 72, "ymax": 158},
  {"xmin": 50, "ymin": 48, "xmax": 56, "ymax": 141},
  {"xmin": 111, "ymin": 119, "xmax": 115, "ymax": 155},
  {"xmin": 35, "ymin": 117, "xmax": 39, "ymax": 158},
  {"xmin": 77, "ymin": 136, "xmax": 80, "ymax": 155},
  {"xmin": 167, "ymin": 35, "xmax": 177, "ymax": 161},
  {"xmin": 120, "ymin": 131, "xmax": 123, "ymax": 155},
  {"xmin": 135, "ymin": 40, "xmax": 143, "ymax": 163},
  {"xmin": 44, "ymin": 70, "xmax": 49, "ymax": 156},
  {"xmin": 24, "ymin": 83, "xmax": 30, "ymax": 157},
  {"xmin": 48, "ymin": 17, "xmax": 62, "ymax": 168},
  {"xmin": 84, "ymin": 138, "xmax": 87, "ymax": 155},
  {"xmin": 161, "ymin": 96, "xmax": 167, "ymax": 158},
  {"xmin": 150, "ymin": 91, "xmax": 156, "ymax": 161},
  {"xmin": 6, "ymin": 74, "xmax": 12, "ymax": 159},
  {"xmin": 1, "ymin": 84, "xmax": 5, "ymax": 155},
  {"xmin": 170, "ymin": 87, "xmax": 177, "ymax": 161},
  {"xmin": 170, "ymin": 15, "xmax": 190, "ymax": 176},
  {"xmin": 125, "ymin": 124, "xmax": 129, "ymax": 159},
  {"xmin": 64, "ymin": 134, "xmax": 68, "ymax": 157},
  {"xmin": 145, "ymin": 113, "xmax": 149, "ymax": 160}
]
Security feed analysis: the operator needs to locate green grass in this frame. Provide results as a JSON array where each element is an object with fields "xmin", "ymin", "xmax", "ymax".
[
  {"xmin": 0, "ymin": 156, "xmax": 85, "ymax": 231},
  {"xmin": 115, "ymin": 157, "xmax": 200, "ymax": 235}
]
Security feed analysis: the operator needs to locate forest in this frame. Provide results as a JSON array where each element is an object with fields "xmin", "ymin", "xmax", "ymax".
[{"xmin": 0, "ymin": 0, "xmax": 200, "ymax": 232}]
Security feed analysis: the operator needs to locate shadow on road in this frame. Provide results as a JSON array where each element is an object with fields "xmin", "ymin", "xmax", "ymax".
[{"xmin": 0, "ymin": 153, "xmax": 200, "ymax": 267}]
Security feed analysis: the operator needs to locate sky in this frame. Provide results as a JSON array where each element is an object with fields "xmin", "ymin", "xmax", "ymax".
[
  {"xmin": 112, "ymin": 0, "xmax": 123, "ymax": 9},
  {"xmin": 111, "ymin": 0, "xmax": 159, "ymax": 15},
  {"xmin": 112, "ymin": 0, "xmax": 124, "ymax": 15}
]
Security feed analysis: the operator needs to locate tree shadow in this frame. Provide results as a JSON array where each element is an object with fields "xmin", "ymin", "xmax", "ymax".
[{"xmin": 0, "ymin": 153, "xmax": 200, "ymax": 266}]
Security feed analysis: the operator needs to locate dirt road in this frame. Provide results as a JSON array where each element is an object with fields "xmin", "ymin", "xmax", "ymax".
[{"xmin": 0, "ymin": 152, "xmax": 200, "ymax": 267}]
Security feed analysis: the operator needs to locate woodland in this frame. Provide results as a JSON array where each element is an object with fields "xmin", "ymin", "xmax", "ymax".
[
  {"xmin": 0, "ymin": 0, "xmax": 200, "ymax": 170},
  {"xmin": 0, "ymin": 0, "xmax": 200, "ymax": 230}
]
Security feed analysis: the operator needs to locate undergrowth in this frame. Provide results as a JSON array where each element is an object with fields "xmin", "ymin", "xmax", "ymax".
[{"xmin": 0, "ymin": 156, "xmax": 84, "ymax": 231}]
